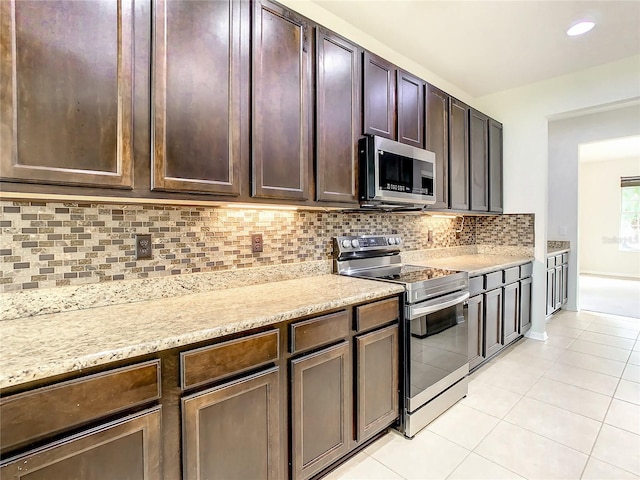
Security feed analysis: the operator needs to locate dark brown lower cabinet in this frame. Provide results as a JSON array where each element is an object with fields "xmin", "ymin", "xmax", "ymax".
[
  {"xmin": 291, "ymin": 341, "xmax": 352, "ymax": 480},
  {"xmin": 0, "ymin": 408, "xmax": 161, "ymax": 480},
  {"xmin": 355, "ymin": 324, "xmax": 398, "ymax": 442},
  {"xmin": 502, "ymin": 282, "xmax": 520, "ymax": 345},
  {"xmin": 520, "ymin": 277, "xmax": 532, "ymax": 333},
  {"xmin": 181, "ymin": 367, "xmax": 281, "ymax": 480},
  {"xmin": 467, "ymin": 294, "xmax": 485, "ymax": 370},
  {"xmin": 484, "ymin": 288, "xmax": 503, "ymax": 358}
]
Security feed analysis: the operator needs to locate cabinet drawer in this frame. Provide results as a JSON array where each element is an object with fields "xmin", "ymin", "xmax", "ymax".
[
  {"xmin": 555, "ymin": 254, "xmax": 563, "ymax": 265},
  {"xmin": 546, "ymin": 256, "xmax": 556, "ymax": 268},
  {"xmin": 520, "ymin": 262, "xmax": 533, "ymax": 278},
  {"xmin": 181, "ymin": 330, "xmax": 279, "ymax": 390},
  {"xmin": 469, "ymin": 276, "xmax": 484, "ymax": 296},
  {"xmin": 290, "ymin": 310, "xmax": 350, "ymax": 354},
  {"xmin": 485, "ymin": 271, "xmax": 503, "ymax": 290},
  {"xmin": 503, "ymin": 267, "xmax": 519, "ymax": 284},
  {"xmin": 0, "ymin": 360, "xmax": 160, "ymax": 454},
  {"xmin": 562, "ymin": 253, "xmax": 569, "ymax": 264},
  {"xmin": 355, "ymin": 297, "xmax": 399, "ymax": 333}
]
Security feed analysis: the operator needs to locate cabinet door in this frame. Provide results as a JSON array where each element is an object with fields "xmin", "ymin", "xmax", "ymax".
[
  {"xmin": 152, "ymin": 0, "xmax": 246, "ymax": 195},
  {"xmin": 252, "ymin": 0, "xmax": 311, "ymax": 200},
  {"xmin": 291, "ymin": 341, "xmax": 352, "ymax": 480},
  {"xmin": 546, "ymin": 268, "xmax": 556, "ymax": 315},
  {"xmin": 363, "ymin": 51, "xmax": 396, "ymax": 139},
  {"xmin": 355, "ymin": 324, "xmax": 399, "ymax": 443},
  {"xmin": 484, "ymin": 288, "xmax": 502, "ymax": 358},
  {"xmin": 562, "ymin": 263, "xmax": 569, "ymax": 305},
  {"xmin": 520, "ymin": 277, "xmax": 532, "ymax": 333},
  {"xmin": 0, "ymin": 0, "xmax": 134, "ymax": 188},
  {"xmin": 502, "ymin": 282, "xmax": 520, "ymax": 345},
  {"xmin": 467, "ymin": 294, "xmax": 485, "ymax": 370},
  {"xmin": 315, "ymin": 28, "xmax": 359, "ymax": 204},
  {"xmin": 449, "ymin": 98, "xmax": 470, "ymax": 210},
  {"xmin": 488, "ymin": 118, "xmax": 504, "ymax": 213},
  {"xmin": 426, "ymin": 85, "xmax": 449, "ymax": 210},
  {"xmin": 182, "ymin": 368, "xmax": 281, "ymax": 480},
  {"xmin": 397, "ymin": 70, "xmax": 424, "ymax": 148},
  {"xmin": 0, "ymin": 408, "xmax": 161, "ymax": 480},
  {"xmin": 555, "ymin": 265, "xmax": 563, "ymax": 309},
  {"xmin": 469, "ymin": 109, "xmax": 489, "ymax": 212}
]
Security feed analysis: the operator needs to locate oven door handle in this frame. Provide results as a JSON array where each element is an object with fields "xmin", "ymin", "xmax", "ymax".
[{"xmin": 407, "ymin": 291, "xmax": 470, "ymax": 318}]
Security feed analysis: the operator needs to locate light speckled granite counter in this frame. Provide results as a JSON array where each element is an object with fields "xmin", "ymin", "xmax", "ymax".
[
  {"xmin": 547, "ymin": 247, "xmax": 571, "ymax": 257},
  {"xmin": 0, "ymin": 275, "xmax": 403, "ymax": 390},
  {"xmin": 408, "ymin": 254, "xmax": 534, "ymax": 276}
]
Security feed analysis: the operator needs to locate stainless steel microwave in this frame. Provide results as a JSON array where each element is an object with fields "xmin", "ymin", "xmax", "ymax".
[{"xmin": 358, "ymin": 135, "xmax": 436, "ymax": 207}]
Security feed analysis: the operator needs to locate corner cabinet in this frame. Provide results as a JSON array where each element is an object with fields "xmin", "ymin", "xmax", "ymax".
[
  {"xmin": 151, "ymin": 0, "xmax": 247, "ymax": 195},
  {"xmin": 0, "ymin": 0, "xmax": 134, "ymax": 189},
  {"xmin": 315, "ymin": 28, "xmax": 360, "ymax": 204},
  {"xmin": 252, "ymin": 0, "xmax": 312, "ymax": 200},
  {"xmin": 488, "ymin": 119, "xmax": 504, "ymax": 213}
]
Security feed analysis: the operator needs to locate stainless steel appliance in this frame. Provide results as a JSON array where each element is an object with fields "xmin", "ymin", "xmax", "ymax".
[
  {"xmin": 359, "ymin": 135, "xmax": 436, "ymax": 208},
  {"xmin": 333, "ymin": 235, "xmax": 469, "ymax": 438}
]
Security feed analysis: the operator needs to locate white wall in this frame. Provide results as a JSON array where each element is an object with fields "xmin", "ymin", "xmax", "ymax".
[
  {"xmin": 579, "ymin": 157, "xmax": 640, "ymax": 279},
  {"xmin": 475, "ymin": 55, "xmax": 640, "ymax": 340},
  {"xmin": 548, "ymin": 107, "xmax": 640, "ymax": 309}
]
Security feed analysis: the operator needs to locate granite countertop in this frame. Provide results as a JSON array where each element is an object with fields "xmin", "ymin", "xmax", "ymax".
[
  {"xmin": 547, "ymin": 247, "xmax": 571, "ymax": 256},
  {"xmin": 0, "ymin": 275, "xmax": 403, "ymax": 390},
  {"xmin": 411, "ymin": 254, "xmax": 535, "ymax": 276}
]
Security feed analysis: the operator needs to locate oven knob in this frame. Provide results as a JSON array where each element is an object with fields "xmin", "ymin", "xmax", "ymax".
[
  {"xmin": 351, "ymin": 239, "xmax": 360, "ymax": 248},
  {"xmin": 342, "ymin": 239, "xmax": 351, "ymax": 248},
  {"xmin": 395, "ymin": 237, "xmax": 402, "ymax": 245},
  {"xmin": 387, "ymin": 237, "xmax": 395, "ymax": 245}
]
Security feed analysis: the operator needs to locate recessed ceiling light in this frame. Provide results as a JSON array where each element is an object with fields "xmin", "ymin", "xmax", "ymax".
[{"xmin": 567, "ymin": 21, "xmax": 595, "ymax": 36}]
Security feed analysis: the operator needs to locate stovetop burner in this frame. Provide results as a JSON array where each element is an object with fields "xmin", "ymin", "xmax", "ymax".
[{"xmin": 370, "ymin": 264, "xmax": 463, "ymax": 283}]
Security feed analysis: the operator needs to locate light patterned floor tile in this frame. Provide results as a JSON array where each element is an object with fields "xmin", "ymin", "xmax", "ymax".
[
  {"xmin": 475, "ymin": 422, "xmax": 588, "ymax": 479},
  {"xmin": 568, "ymin": 339, "xmax": 631, "ymax": 362},
  {"xmin": 461, "ymin": 380, "xmax": 522, "ymax": 419},
  {"xmin": 629, "ymin": 351, "xmax": 640, "ymax": 366},
  {"xmin": 508, "ymin": 339, "xmax": 566, "ymax": 361},
  {"xmin": 545, "ymin": 323, "xmax": 584, "ymax": 339},
  {"xmin": 447, "ymin": 452, "xmax": 524, "ymax": 480},
  {"xmin": 585, "ymin": 322, "xmax": 640, "ymax": 340},
  {"xmin": 605, "ymin": 399, "xmax": 640, "ymax": 435},
  {"xmin": 623, "ymin": 364, "xmax": 640, "ymax": 383},
  {"xmin": 544, "ymin": 363, "xmax": 620, "ymax": 396},
  {"xmin": 369, "ymin": 430, "xmax": 469, "ymax": 480},
  {"xmin": 544, "ymin": 333, "xmax": 576, "ymax": 349},
  {"xmin": 577, "ymin": 330, "xmax": 636, "ymax": 349},
  {"xmin": 427, "ymin": 403, "xmax": 499, "ymax": 450},
  {"xmin": 581, "ymin": 457, "xmax": 640, "ymax": 479},
  {"xmin": 615, "ymin": 379, "xmax": 640, "ymax": 405},
  {"xmin": 555, "ymin": 349, "xmax": 626, "ymax": 377},
  {"xmin": 323, "ymin": 451, "xmax": 404, "ymax": 480},
  {"xmin": 504, "ymin": 396, "xmax": 601, "ymax": 454},
  {"xmin": 591, "ymin": 424, "xmax": 640, "ymax": 476},
  {"xmin": 527, "ymin": 377, "xmax": 612, "ymax": 421}
]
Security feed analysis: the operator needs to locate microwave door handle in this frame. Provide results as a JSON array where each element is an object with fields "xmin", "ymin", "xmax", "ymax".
[{"xmin": 408, "ymin": 291, "xmax": 470, "ymax": 318}]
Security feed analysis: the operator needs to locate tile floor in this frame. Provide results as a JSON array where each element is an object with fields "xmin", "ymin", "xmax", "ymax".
[{"xmin": 325, "ymin": 309, "xmax": 640, "ymax": 480}]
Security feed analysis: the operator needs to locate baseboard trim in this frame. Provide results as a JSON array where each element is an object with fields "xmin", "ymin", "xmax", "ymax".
[
  {"xmin": 525, "ymin": 330, "xmax": 549, "ymax": 342},
  {"xmin": 580, "ymin": 271, "xmax": 640, "ymax": 280}
]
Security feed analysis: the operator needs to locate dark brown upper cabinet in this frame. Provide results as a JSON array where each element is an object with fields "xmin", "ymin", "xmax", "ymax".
[
  {"xmin": 315, "ymin": 28, "xmax": 360, "ymax": 204},
  {"xmin": 469, "ymin": 108, "xmax": 489, "ymax": 212},
  {"xmin": 252, "ymin": 0, "xmax": 312, "ymax": 201},
  {"xmin": 397, "ymin": 70, "xmax": 425, "ymax": 149},
  {"xmin": 448, "ymin": 98, "xmax": 470, "ymax": 210},
  {"xmin": 363, "ymin": 52, "xmax": 396, "ymax": 140},
  {"xmin": 488, "ymin": 118, "xmax": 504, "ymax": 213},
  {"xmin": 151, "ymin": 0, "xmax": 247, "ymax": 196},
  {"xmin": 425, "ymin": 84, "xmax": 449, "ymax": 210},
  {"xmin": 0, "ymin": 0, "xmax": 134, "ymax": 189}
]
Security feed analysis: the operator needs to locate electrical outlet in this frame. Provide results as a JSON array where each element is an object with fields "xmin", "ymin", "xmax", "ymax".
[
  {"xmin": 251, "ymin": 233, "xmax": 263, "ymax": 253},
  {"xmin": 135, "ymin": 234, "xmax": 152, "ymax": 259},
  {"xmin": 427, "ymin": 230, "xmax": 433, "ymax": 243}
]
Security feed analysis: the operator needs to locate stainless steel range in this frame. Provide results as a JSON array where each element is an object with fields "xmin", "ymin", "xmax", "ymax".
[{"xmin": 333, "ymin": 235, "xmax": 469, "ymax": 438}]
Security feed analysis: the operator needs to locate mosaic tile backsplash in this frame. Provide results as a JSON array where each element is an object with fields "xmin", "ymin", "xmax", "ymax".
[{"xmin": 0, "ymin": 201, "xmax": 534, "ymax": 292}]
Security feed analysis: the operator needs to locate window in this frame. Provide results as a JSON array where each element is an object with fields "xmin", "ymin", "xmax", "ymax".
[{"xmin": 620, "ymin": 176, "xmax": 640, "ymax": 252}]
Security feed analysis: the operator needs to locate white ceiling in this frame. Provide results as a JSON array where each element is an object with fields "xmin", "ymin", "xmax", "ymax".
[
  {"xmin": 311, "ymin": 0, "xmax": 640, "ymax": 97},
  {"xmin": 579, "ymin": 135, "xmax": 640, "ymax": 162}
]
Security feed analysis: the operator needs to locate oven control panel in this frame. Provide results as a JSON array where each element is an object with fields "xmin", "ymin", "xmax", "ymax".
[{"xmin": 333, "ymin": 235, "xmax": 402, "ymax": 255}]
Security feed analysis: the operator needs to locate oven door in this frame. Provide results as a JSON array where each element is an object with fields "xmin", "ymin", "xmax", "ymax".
[{"xmin": 405, "ymin": 290, "xmax": 469, "ymax": 413}]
